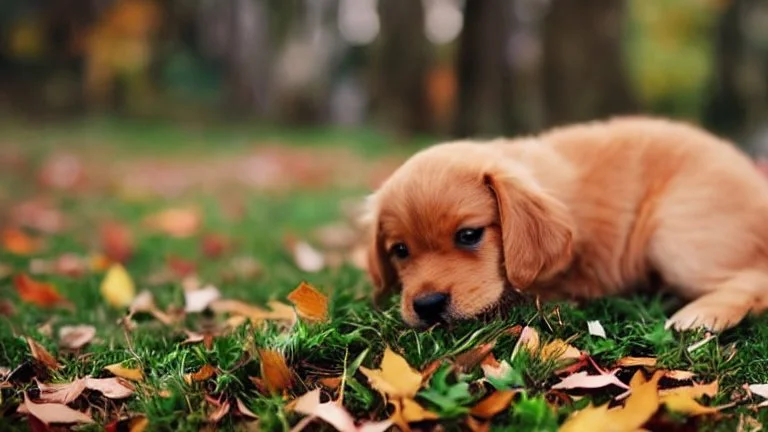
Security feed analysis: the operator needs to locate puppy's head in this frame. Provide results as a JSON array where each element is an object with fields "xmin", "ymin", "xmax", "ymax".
[{"xmin": 365, "ymin": 142, "xmax": 574, "ymax": 327}]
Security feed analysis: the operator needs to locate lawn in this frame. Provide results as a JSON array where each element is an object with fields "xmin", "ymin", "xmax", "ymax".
[{"xmin": 1, "ymin": 118, "xmax": 768, "ymax": 431}]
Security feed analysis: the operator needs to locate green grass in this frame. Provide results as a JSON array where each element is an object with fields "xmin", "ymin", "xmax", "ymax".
[{"xmin": 1, "ymin": 120, "xmax": 768, "ymax": 431}]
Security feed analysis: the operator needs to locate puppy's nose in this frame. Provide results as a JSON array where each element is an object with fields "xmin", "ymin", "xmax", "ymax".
[{"xmin": 413, "ymin": 293, "xmax": 449, "ymax": 324}]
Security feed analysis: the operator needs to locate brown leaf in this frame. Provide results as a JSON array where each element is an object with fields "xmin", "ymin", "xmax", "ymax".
[
  {"xmin": 208, "ymin": 399, "xmax": 231, "ymax": 423},
  {"xmin": 470, "ymin": 390, "xmax": 517, "ymax": 419},
  {"xmin": 100, "ymin": 221, "xmax": 134, "ymax": 263},
  {"xmin": 167, "ymin": 256, "xmax": 197, "ymax": 278},
  {"xmin": 2, "ymin": 228, "xmax": 42, "ymax": 255},
  {"xmin": 236, "ymin": 398, "xmax": 259, "ymax": 419},
  {"xmin": 202, "ymin": 234, "xmax": 229, "ymax": 258},
  {"xmin": 391, "ymin": 397, "xmax": 439, "ymax": 432},
  {"xmin": 85, "ymin": 377, "xmax": 135, "ymax": 399},
  {"xmin": 259, "ymin": 349, "xmax": 293, "ymax": 393},
  {"xmin": 184, "ymin": 364, "xmax": 217, "ymax": 385},
  {"xmin": 359, "ymin": 347, "xmax": 423, "ymax": 399},
  {"xmin": 455, "ymin": 342, "xmax": 496, "ymax": 372},
  {"xmin": 26, "ymin": 337, "xmax": 60, "ymax": 370},
  {"xmin": 664, "ymin": 370, "xmax": 697, "ymax": 381},
  {"xmin": 184, "ymin": 285, "xmax": 221, "ymax": 313},
  {"xmin": 319, "ymin": 376, "xmax": 343, "ymax": 390},
  {"xmin": 144, "ymin": 207, "xmax": 201, "ymax": 238},
  {"xmin": 104, "ymin": 362, "xmax": 144, "ymax": 381},
  {"xmin": 36, "ymin": 378, "xmax": 87, "ymax": 404},
  {"xmin": 659, "ymin": 380, "xmax": 718, "ymax": 399},
  {"xmin": 18, "ymin": 393, "xmax": 94, "ymax": 425},
  {"xmin": 126, "ymin": 290, "xmax": 176, "ymax": 325},
  {"xmin": 287, "ymin": 281, "xmax": 328, "ymax": 323},
  {"xmin": 291, "ymin": 388, "xmax": 392, "ymax": 432},
  {"xmin": 14, "ymin": 274, "xmax": 67, "ymax": 308},
  {"xmin": 129, "ymin": 416, "xmax": 150, "ymax": 432},
  {"xmin": 58, "ymin": 325, "xmax": 96, "ymax": 349},
  {"xmin": 209, "ymin": 298, "xmax": 296, "ymax": 325},
  {"xmin": 616, "ymin": 356, "xmax": 657, "ymax": 368}
]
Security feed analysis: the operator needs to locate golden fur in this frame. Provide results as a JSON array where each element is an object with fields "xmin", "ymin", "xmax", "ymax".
[{"xmin": 364, "ymin": 116, "xmax": 768, "ymax": 331}]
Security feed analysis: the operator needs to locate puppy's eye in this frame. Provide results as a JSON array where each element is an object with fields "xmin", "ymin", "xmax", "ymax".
[
  {"xmin": 389, "ymin": 242, "xmax": 410, "ymax": 259},
  {"xmin": 455, "ymin": 227, "xmax": 485, "ymax": 248}
]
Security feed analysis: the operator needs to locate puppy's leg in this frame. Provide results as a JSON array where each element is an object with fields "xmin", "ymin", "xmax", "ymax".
[{"xmin": 664, "ymin": 271, "xmax": 768, "ymax": 332}]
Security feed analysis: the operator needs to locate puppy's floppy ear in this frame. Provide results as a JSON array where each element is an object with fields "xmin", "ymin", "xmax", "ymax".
[
  {"xmin": 485, "ymin": 170, "xmax": 574, "ymax": 289},
  {"xmin": 360, "ymin": 193, "xmax": 399, "ymax": 303}
]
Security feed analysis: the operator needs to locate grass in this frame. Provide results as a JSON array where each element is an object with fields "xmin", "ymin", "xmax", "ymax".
[{"xmin": 1, "ymin": 119, "xmax": 768, "ymax": 431}]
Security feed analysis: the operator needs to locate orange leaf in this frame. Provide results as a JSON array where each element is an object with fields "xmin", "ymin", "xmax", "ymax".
[
  {"xmin": 258, "ymin": 349, "xmax": 293, "ymax": 393},
  {"xmin": 100, "ymin": 221, "xmax": 133, "ymax": 263},
  {"xmin": 287, "ymin": 281, "xmax": 328, "ymax": 323},
  {"xmin": 104, "ymin": 362, "xmax": 144, "ymax": 381},
  {"xmin": 144, "ymin": 207, "xmax": 201, "ymax": 238},
  {"xmin": 201, "ymin": 234, "xmax": 229, "ymax": 258},
  {"xmin": 26, "ymin": 337, "xmax": 60, "ymax": 370},
  {"xmin": 14, "ymin": 274, "xmax": 66, "ymax": 308},
  {"xmin": 616, "ymin": 356, "xmax": 657, "ymax": 368},
  {"xmin": 184, "ymin": 364, "xmax": 216, "ymax": 385},
  {"xmin": 2, "ymin": 228, "xmax": 41, "ymax": 255},
  {"xmin": 455, "ymin": 342, "xmax": 496, "ymax": 372},
  {"xmin": 470, "ymin": 390, "xmax": 517, "ymax": 419}
]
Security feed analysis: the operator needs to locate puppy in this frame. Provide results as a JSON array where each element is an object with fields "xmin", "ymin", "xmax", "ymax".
[{"xmin": 363, "ymin": 116, "xmax": 768, "ymax": 331}]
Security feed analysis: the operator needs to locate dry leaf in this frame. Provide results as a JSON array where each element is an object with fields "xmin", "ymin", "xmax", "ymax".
[
  {"xmin": 287, "ymin": 281, "xmax": 329, "ymax": 323},
  {"xmin": 184, "ymin": 364, "xmax": 216, "ymax": 385},
  {"xmin": 144, "ymin": 207, "xmax": 201, "ymax": 238},
  {"xmin": 36, "ymin": 378, "xmax": 87, "ymax": 404},
  {"xmin": 587, "ymin": 320, "xmax": 607, "ymax": 338},
  {"xmin": 319, "ymin": 376, "xmax": 343, "ymax": 390},
  {"xmin": 100, "ymin": 221, "xmax": 133, "ymax": 263},
  {"xmin": 288, "ymin": 239, "xmax": 325, "ymax": 273},
  {"xmin": 259, "ymin": 349, "xmax": 293, "ymax": 393},
  {"xmin": 659, "ymin": 380, "xmax": 718, "ymax": 399},
  {"xmin": 661, "ymin": 393, "xmax": 721, "ymax": 416},
  {"xmin": 84, "ymin": 377, "xmax": 135, "ymax": 399},
  {"xmin": 18, "ymin": 393, "xmax": 94, "ymax": 425},
  {"xmin": 26, "ymin": 337, "xmax": 60, "ymax": 370},
  {"xmin": 126, "ymin": 290, "xmax": 175, "ymax": 325},
  {"xmin": 14, "ymin": 274, "xmax": 67, "ymax": 308},
  {"xmin": 58, "ymin": 325, "xmax": 96, "ymax": 349},
  {"xmin": 551, "ymin": 370, "xmax": 629, "ymax": 391},
  {"xmin": 482, "ymin": 360, "xmax": 513, "ymax": 381},
  {"xmin": 465, "ymin": 416, "xmax": 490, "ymax": 432},
  {"xmin": 209, "ymin": 298, "xmax": 296, "ymax": 325},
  {"xmin": 2, "ymin": 228, "xmax": 41, "ymax": 255},
  {"xmin": 104, "ymin": 362, "xmax": 144, "ymax": 381},
  {"xmin": 616, "ymin": 357, "xmax": 657, "ymax": 368},
  {"xmin": 291, "ymin": 388, "xmax": 393, "ymax": 432},
  {"xmin": 359, "ymin": 347, "xmax": 423, "ymax": 399},
  {"xmin": 664, "ymin": 370, "xmax": 696, "ymax": 381},
  {"xmin": 236, "ymin": 398, "xmax": 259, "ymax": 419},
  {"xmin": 129, "ymin": 416, "xmax": 150, "ymax": 432},
  {"xmin": 166, "ymin": 256, "xmax": 197, "ymax": 278},
  {"xmin": 540, "ymin": 339, "xmax": 581, "ymax": 364},
  {"xmin": 455, "ymin": 342, "xmax": 496, "ymax": 372},
  {"xmin": 208, "ymin": 399, "xmax": 231, "ymax": 423},
  {"xmin": 391, "ymin": 397, "xmax": 439, "ymax": 432},
  {"xmin": 201, "ymin": 234, "xmax": 229, "ymax": 258},
  {"xmin": 184, "ymin": 285, "xmax": 221, "ymax": 313},
  {"xmin": 748, "ymin": 383, "xmax": 768, "ymax": 400},
  {"xmin": 469, "ymin": 390, "xmax": 517, "ymax": 419},
  {"xmin": 511, "ymin": 326, "xmax": 540, "ymax": 360},
  {"xmin": 101, "ymin": 264, "xmax": 136, "ymax": 308},
  {"xmin": 559, "ymin": 403, "xmax": 611, "ymax": 432}
]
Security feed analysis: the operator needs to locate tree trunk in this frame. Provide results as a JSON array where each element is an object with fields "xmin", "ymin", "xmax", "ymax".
[{"xmin": 542, "ymin": 0, "xmax": 635, "ymax": 126}]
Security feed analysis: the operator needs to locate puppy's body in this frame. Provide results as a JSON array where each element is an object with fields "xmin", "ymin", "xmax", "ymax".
[{"xmin": 366, "ymin": 117, "xmax": 768, "ymax": 331}]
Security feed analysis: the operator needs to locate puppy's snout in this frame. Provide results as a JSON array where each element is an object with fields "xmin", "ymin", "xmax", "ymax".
[{"xmin": 413, "ymin": 292, "xmax": 449, "ymax": 324}]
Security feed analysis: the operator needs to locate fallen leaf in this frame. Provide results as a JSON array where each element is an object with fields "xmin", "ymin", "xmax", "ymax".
[
  {"xmin": 18, "ymin": 393, "xmax": 94, "ymax": 425},
  {"xmin": 292, "ymin": 388, "xmax": 393, "ymax": 432},
  {"xmin": 390, "ymin": 397, "xmax": 439, "ymax": 432},
  {"xmin": 551, "ymin": 370, "xmax": 629, "ymax": 391},
  {"xmin": 58, "ymin": 325, "xmax": 96, "ymax": 349},
  {"xmin": 664, "ymin": 370, "xmax": 696, "ymax": 381},
  {"xmin": 616, "ymin": 357, "xmax": 657, "ymax": 368},
  {"xmin": 36, "ymin": 378, "xmax": 87, "ymax": 404},
  {"xmin": 84, "ymin": 377, "xmax": 135, "ymax": 399},
  {"xmin": 469, "ymin": 390, "xmax": 517, "ymax": 419},
  {"xmin": 100, "ymin": 221, "xmax": 134, "ymax": 263},
  {"xmin": 209, "ymin": 298, "xmax": 296, "ymax": 325},
  {"xmin": 587, "ymin": 320, "xmax": 607, "ymax": 338},
  {"xmin": 465, "ymin": 416, "xmax": 490, "ymax": 432},
  {"xmin": 38, "ymin": 153, "xmax": 84, "ymax": 190},
  {"xmin": 30, "ymin": 254, "xmax": 86, "ymax": 278},
  {"xmin": 259, "ymin": 349, "xmax": 293, "ymax": 393},
  {"xmin": 659, "ymin": 380, "xmax": 718, "ymax": 399},
  {"xmin": 455, "ymin": 342, "xmax": 496, "ymax": 372},
  {"xmin": 26, "ymin": 337, "xmax": 60, "ymax": 370},
  {"xmin": 287, "ymin": 281, "xmax": 329, "ymax": 323},
  {"xmin": 540, "ymin": 339, "xmax": 581, "ymax": 364},
  {"xmin": 104, "ymin": 362, "xmax": 144, "ymax": 381},
  {"xmin": 236, "ymin": 398, "xmax": 259, "ymax": 419},
  {"xmin": 224, "ymin": 256, "xmax": 262, "ymax": 280},
  {"xmin": 481, "ymin": 360, "xmax": 513, "ymax": 381},
  {"xmin": 511, "ymin": 326, "xmax": 539, "ymax": 360},
  {"xmin": 661, "ymin": 393, "xmax": 722, "ymax": 416},
  {"xmin": 101, "ymin": 264, "xmax": 136, "ymax": 308},
  {"xmin": 184, "ymin": 285, "xmax": 221, "ymax": 313},
  {"xmin": 128, "ymin": 416, "xmax": 149, "ymax": 432},
  {"xmin": 288, "ymin": 238, "xmax": 325, "ymax": 273},
  {"xmin": 144, "ymin": 207, "xmax": 201, "ymax": 238},
  {"xmin": 126, "ymin": 290, "xmax": 175, "ymax": 325},
  {"xmin": 359, "ymin": 347, "xmax": 423, "ymax": 399},
  {"xmin": 14, "ymin": 274, "xmax": 67, "ymax": 308},
  {"xmin": 747, "ymin": 383, "xmax": 768, "ymax": 400},
  {"xmin": 2, "ymin": 228, "xmax": 41, "ymax": 255},
  {"xmin": 201, "ymin": 234, "xmax": 229, "ymax": 258},
  {"xmin": 184, "ymin": 364, "xmax": 216, "ymax": 385},
  {"xmin": 208, "ymin": 399, "xmax": 230, "ymax": 423},
  {"xmin": 559, "ymin": 403, "xmax": 612, "ymax": 432},
  {"xmin": 167, "ymin": 256, "xmax": 197, "ymax": 278},
  {"xmin": 319, "ymin": 376, "xmax": 343, "ymax": 390}
]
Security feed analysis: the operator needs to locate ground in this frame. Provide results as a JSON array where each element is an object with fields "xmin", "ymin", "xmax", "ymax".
[{"xmin": 1, "ymin": 118, "xmax": 767, "ymax": 431}]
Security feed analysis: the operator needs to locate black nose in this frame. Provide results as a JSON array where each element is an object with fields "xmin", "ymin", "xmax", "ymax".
[{"xmin": 413, "ymin": 293, "xmax": 449, "ymax": 324}]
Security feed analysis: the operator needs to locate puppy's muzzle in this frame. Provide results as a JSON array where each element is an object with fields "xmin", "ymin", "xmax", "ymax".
[{"xmin": 413, "ymin": 292, "xmax": 449, "ymax": 324}]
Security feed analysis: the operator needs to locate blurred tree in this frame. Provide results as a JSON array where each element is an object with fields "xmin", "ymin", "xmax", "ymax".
[
  {"xmin": 453, "ymin": 0, "xmax": 515, "ymax": 137},
  {"xmin": 372, "ymin": 0, "xmax": 431, "ymax": 135},
  {"xmin": 542, "ymin": 0, "xmax": 636, "ymax": 126}
]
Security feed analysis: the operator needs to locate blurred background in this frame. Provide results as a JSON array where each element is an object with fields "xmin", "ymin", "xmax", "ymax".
[{"xmin": 1, "ymin": 0, "xmax": 768, "ymax": 152}]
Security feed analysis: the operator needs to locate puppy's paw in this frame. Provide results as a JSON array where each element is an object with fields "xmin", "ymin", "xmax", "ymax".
[{"xmin": 665, "ymin": 300, "xmax": 746, "ymax": 333}]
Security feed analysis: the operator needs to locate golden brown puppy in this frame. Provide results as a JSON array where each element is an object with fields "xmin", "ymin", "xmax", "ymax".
[{"xmin": 363, "ymin": 117, "xmax": 768, "ymax": 331}]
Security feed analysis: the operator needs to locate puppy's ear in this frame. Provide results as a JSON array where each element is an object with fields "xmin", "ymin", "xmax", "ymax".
[
  {"xmin": 485, "ymin": 171, "xmax": 573, "ymax": 289},
  {"xmin": 360, "ymin": 194, "xmax": 399, "ymax": 303}
]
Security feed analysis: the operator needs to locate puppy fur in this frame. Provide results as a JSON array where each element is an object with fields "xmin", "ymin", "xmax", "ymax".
[{"xmin": 364, "ymin": 116, "xmax": 768, "ymax": 331}]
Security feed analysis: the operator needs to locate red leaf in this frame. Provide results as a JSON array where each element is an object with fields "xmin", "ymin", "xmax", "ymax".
[
  {"xmin": 201, "ymin": 234, "xmax": 229, "ymax": 258},
  {"xmin": 167, "ymin": 256, "xmax": 197, "ymax": 278},
  {"xmin": 100, "ymin": 222, "xmax": 134, "ymax": 263},
  {"xmin": 14, "ymin": 274, "xmax": 67, "ymax": 308}
]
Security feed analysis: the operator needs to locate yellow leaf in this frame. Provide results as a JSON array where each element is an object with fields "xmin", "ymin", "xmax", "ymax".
[
  {"xmin": 287, "ymin": 281, "xmax": 328, "ymax": 323},
  {"xmin": 390, "ymin": 398, "xmax": 439, "ymax": 432},
  {"xmin": 100, "ymin": 264, "xmax": 136, "ymax": 308},
  {"xmin": 540, "ymin": 339, "xmax": 581, "ymax": 364},
  {"xmin": 661, "ymin": 393, "xmax": 720, "ymax": 416},
  {"xmin": 129, "ymin": 416, "xmax": 149, "ymax": 432},
  {"xmin": 359, "ymin": 347, "xmax": 422, "ymax": 399},
  {"xmin": 616, "ymin": 356, "xmax": 658, "ymax": 368},
  {"xmin": 559, "ymin": 403, "xmax": 611, "ymax": 432},
  {"xmin": 469, "ymin": 390, "xmax": 517, "ymax": 419},
  {"xmin": 104, "ymin": 362, "xmax": 144, "ymax": 381},
  {"xmin": 659, "ymin": 380, "xmax": 718, "ymax": 399},
  {"xmin": 258, "ymin": 349, "xmax": 293, "ymax": 393}
]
